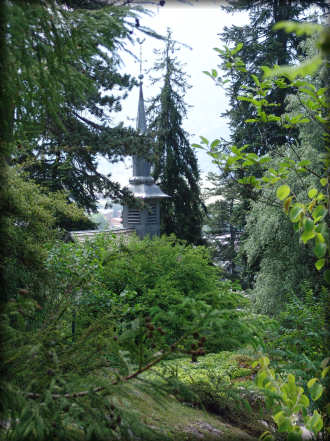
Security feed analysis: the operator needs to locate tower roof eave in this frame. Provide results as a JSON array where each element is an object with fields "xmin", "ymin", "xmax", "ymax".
[{"xmin": 127, "ymin": 182, "xmax": 170, "ymax": 199}]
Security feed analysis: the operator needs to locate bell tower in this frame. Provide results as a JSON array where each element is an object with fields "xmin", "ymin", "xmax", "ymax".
[{"xmin": 122, "ymin": 40, "xmax": 169, "ymax": 238}]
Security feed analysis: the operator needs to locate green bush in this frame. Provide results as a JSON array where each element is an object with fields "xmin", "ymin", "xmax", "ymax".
[
  {"xmin": 2, "ymin": 168, "xmax": 94, "ymax": 303},
  {"xmin": 262, "ymin": 283, "xmax": 328, "ymax": 384},
  {"xmin": 46, "ymin": 234, "xmax": 262, "ymax": 356}
]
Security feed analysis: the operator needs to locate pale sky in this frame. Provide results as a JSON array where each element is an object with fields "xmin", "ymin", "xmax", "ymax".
[{"xmin": 99, "ymin": 3, "xmax": 249, "ymax": 190}]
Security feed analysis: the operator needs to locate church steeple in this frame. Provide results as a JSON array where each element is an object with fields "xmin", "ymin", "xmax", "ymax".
[
  {"xmin": 137, "ymin": 75, "xmax": 147, "ymax": 134},
  {"xmin": 122, "ymin": 43, "xmax": 169, "ymax": 239},
  {"xmin": 132, "ymin": 75, "xmax": 152, "ymax": 178}
]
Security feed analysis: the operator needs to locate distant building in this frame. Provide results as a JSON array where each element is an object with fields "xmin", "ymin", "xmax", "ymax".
[
  {"xmin": 122, "ymin": 74, "xmax": 169, "ymax": 239},
  {"xmin": 69, "ymin": 74, "xmax": 168, "ymax": 243}
]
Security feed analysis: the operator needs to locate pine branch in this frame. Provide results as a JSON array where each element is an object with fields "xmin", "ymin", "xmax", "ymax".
[
  {"xmin": 25, "ymin": 334, "xmax": 187, "ymax": 400},
  {"xmin": 72, "ymin": 110, "xmax": 104, "ymax": 130}
]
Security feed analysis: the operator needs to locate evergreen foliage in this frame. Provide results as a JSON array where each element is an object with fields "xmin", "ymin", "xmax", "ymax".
[
  {"xmin": 201, "ymin": 2, "xmax": 329, "ymax": 288},
  {"xmin": 220, "ymin": 0, "xmax": 329, "ymax": 153},
  {"xmin": 242, "ymin": 115, "xmax": 325, "ymax": 312},
  {"xmin": 2, "ymin": 168, "xmax": 94, "ymax": 303},
  {"xmin": 47, "ymin": 234, "xmax": 258, "ymax": 355},
  {"xmin": 1, "ymin": 2, "xmax": 329, "ymax": 439},
  {"xmin": 7, "ymin": 0, "xmax": 159, "ymax": 212},
  {"xmin": 199, "ymin": 33, "xmax": 329, "ymax": 302},
  {"xmin": 147, "ymin": 30, "xmax": 205, "ymax": 245},
  {"xmin": 1, "ymin": 232, "xmax": 263, "ymax": 440},
  {"xmin": 241, "ymin": 33, "xmax": 328, "ymax": 309}
]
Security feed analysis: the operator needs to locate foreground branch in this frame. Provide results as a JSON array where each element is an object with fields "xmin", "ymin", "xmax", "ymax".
[{"xmin": 25, "ymin": 335, "xmax": 187, "ymax": 400}]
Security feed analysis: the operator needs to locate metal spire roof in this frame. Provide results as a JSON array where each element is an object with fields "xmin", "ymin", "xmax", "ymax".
[
  {"xmin": 137, "ymin": 75, "xmax": 147, "ymax": 134},
  {"xmin": 127, "ymin": 75, "xmax": 169, "ymax": 199},
  {"xmin": 122, "ymin": 41, "xmax": 169, "ymax": 238}
]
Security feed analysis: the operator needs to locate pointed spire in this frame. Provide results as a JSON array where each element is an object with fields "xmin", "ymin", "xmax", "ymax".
[
  {"xmin": 132, "ymin": 73, "xmax": 150, "ymax": 178},
  {"xmin": 137, "ymin": 75, "xmax": 147, "ymax": 134},
  {"xmin": 122, "ymin": 42, "xmax": 170, "ymax": 239}
]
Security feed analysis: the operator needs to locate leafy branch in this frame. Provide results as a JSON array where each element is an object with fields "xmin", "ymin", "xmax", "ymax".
[{"xmin": 193, "ymin": 23, "xmax": 329, "ymax": 283}]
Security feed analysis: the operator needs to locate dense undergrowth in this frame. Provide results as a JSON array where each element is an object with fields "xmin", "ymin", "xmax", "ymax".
[
  {"xmin": 0, "ymin": 234, "xmax": 261, "ymax": 440},
  {"xmin": 1, "ymin": 233, "xmax": 328, "ymax": 441},
  {"xmin": 1, "ymin": 2, "xmax": 329, "ymax": 439}
]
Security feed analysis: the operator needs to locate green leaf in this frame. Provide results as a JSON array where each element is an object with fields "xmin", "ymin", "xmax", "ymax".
[
  {"xmin": 301, "ymin": 230, "xmax": 315, "ymax": 244},
  {"xmin": 306, "ymin": 410, "xmax": 323, "ymax": 434},
  {"xmin": 277, "ymin": 185, "xmax": 290, "ymax": 201},
  {"xmin": 203, "ymin": 71, "xmax": 213, "ymax": 78},
  {"xmin": 238, "ymin": 95, "xmax": 252, "ymax": 102},
  {"xmin": 210, "ymin": 139, "xmax": 220, "ymax": 149},
  {"xmin": 300, "ymin": 394, "xmax": 309, "ymax": 408},
  {"xmin": 310, "ymin": 382, "xmax": 323, "ymax": 401},
  {"xmin": 259, "ymin": 156, "xmax": 271, "ymax": 164},
  {"xmin": 273, "ymin": 410, "xmax": 284, "ymax": 425},
  {"xmin": 312, "ymin": 205, "xmax": 327, "ymax": 221},
  {"xmin": 256, "ymin": 369, "xmax": 268, "ymax": 388},
  {"xmin": 316, "ymin": 232, "xmax": 325, "ymax": 243},
  {"xmin": 320, "ymin": 177, "xmax": 327, "ymax": 186},
  {"xmin": 212, "ymin": 69, "xmax": 217, "ymax": 78},
  {"xmin": 298, "ymin": 160, "xmax": 311, "ymax": 167},
  {"xmin": 231, "ymin": 42, "xmax": 243, "ymax": 55},
  {"xmin": 277, "ymin": 416, "xmax": 292, "ymax": 432},
  {"xmin": 263, "ymin": 55, "xmax": 322, "ymax": 80},
  {"xmin": 272, "ymin": 21, "xmax": 322, "ymax": 36},
  {"xmin": 251, "ymin": 74, "xmax": 260, "ymax": 86},
  {"xmin": 313, "ymin": 242, "xmax": 326, "ymax": 259},
  {"xmin": 191, "ymin": 143, "xmax": 203, "ymax": 149},
  {"xmin": 315, "ymin": 259, "xmax": 325, "ymax": 270},
  {"xmin": 315, "ymin": 222, "xmax": 327, "ymax": 235},
  {"xmin": 303, "ymin": 218, "xmax": 314, "ymax": 232},
  {"xmin": 245, "ymin": 118, "xmax": 259, "ymax": 123},
  {"xmin": 308, "ymin": 188, "xmax": 318, "ymax": 199},
  {"xmin": 290, "ymin": 204, "xmax": 303, "ymax": 223},
  {"xmin": 200, "ymin": 136, "xmax": 209, "ymax": 145},
  {"xmin": 307, "ymin": 378, "xmax": 318, "ymax": 389},
  {"xmin": 287, "ymin": 373, "xmax": 295, "ymax": 385},
  {"xmin": 321, "ymin": 366, "xmax": 330, "ymax": 379}
]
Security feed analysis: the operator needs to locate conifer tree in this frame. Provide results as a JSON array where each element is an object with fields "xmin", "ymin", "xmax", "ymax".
[
  {"xmin": 207, "ymin": 1, "xmax": 329, "ymax": 285},
  {"xmin": 147, "ymin": 30, "xmax": 205, "ymax": 245},
  {"xmin": 8, "ymin": 0, "xmax": 157, "ymax": 212},
  {"xmin": 220, "ymin": 0, "xmax": 330, "ymax": 154}
]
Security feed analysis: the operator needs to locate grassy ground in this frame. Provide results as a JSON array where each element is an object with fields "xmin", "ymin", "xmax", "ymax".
[
  {"xmin": 113, "ymin": 386, "xmax": 258, "ymax": 441},
  {"xmin": 111, "ymin": 351, "xmax": 271, "ymax": 440}
]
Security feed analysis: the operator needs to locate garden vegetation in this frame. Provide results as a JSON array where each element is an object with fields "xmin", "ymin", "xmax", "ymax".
[{"xmin": 0, "ymin": 1, "xmax": 329, "ymax": 440}]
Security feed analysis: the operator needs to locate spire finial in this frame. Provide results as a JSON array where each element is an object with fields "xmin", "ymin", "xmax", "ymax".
[{"xmin": 137, "ymin": 38, "xmax": 145, "ymax": 82}]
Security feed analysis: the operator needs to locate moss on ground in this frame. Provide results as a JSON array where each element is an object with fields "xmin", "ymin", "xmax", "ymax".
[
  {"xmin": 111, "ymin": 351, "xmax": 270, "ymax": 440},
  {"xmin": 113, "ymin": 385, "xmax": 258, "ymax": 440},
  {"xmin": 145, "ymin": 351, "xmax": 255, "ymax": 386}
]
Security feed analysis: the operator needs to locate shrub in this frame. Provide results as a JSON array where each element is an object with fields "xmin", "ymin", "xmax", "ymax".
[{"xmin": 46, "ymin": 234, "xmax": 260, "ymax": 356}]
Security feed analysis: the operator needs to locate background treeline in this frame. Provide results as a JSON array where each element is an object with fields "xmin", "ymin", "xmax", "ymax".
[
  {"xmin": 203, "ymin": 0, "xmax": 329, "ymax": 313},
  {"xmin": 1, "ymin": 1, "xmax": 329, "ymax": 440}
]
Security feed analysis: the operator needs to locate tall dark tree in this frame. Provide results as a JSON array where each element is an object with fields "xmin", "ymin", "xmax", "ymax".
[
  {"xmin": 147, "ymin": 30, "xmax": 205, "ymax": 245},
  {"xmin": 8, "ymin": 1, "xmax": 160, "ymax": 212},
  {"xmin": 208, "ymin": 1, "xmax": 329, "ymax": 286},
  {"xmin": 220, "ymin": 0, "xmax": 330, "ymax": 154}
]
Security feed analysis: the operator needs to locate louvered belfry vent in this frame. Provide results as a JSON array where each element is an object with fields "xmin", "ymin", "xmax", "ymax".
[
  {"xmin": 122, "ymin": 72, "xmax": 169, "ymax": 239},
  {"xmin": 146, "ymin": 203, "xmax": 157, "ymax": 224},
  {"xmin": 127, "ymin": 209, "xmax": 141, "ymax": 225}
]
